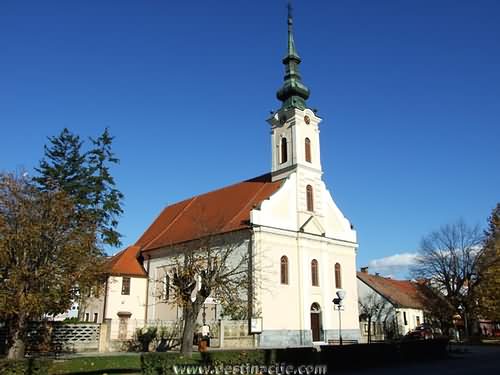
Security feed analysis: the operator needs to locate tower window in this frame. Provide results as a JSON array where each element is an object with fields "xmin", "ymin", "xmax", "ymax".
[
  {"xmin": 280, "ymin": 256, "xmax": 289, "ymax": 285},
  {"xmin": 335, "ymin": 263, "xmax": 342, "ymax": 289},
  {"xmin": 311, "ymin": 259, "xmax": 319, "ymax": 286},
  {"xmin": 306, "ymin": 185, "xmax": 314, "ymax": 211},
  {"xmin": 305, "ymin": 138, "xmax": 311, "ymax": 162},
  {"xmin": 281, "ymin": 137, "xmax": 288, "ymax": 164}
]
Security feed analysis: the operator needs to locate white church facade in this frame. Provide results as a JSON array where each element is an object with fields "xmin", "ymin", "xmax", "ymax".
[{"xmin": 80, "ymin": 8, "xmax": 360, "ymax": 347}]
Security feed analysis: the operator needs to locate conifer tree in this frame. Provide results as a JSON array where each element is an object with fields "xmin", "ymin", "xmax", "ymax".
[
  {"xmin": 34, "ymin": 128, "xmax": 90, "ymax": 208},
  {"xmin": 87, "ymin": 128, "xmax": 124, "ymax": 247},
  {"xmin": 34, "ymin": 127, "xmax": 123, "ymax": 247}
]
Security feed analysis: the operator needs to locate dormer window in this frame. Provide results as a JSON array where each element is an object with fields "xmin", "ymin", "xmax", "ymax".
[
  {"xmin": 306, "ymin": 185, "xmax": 314, "ymax": 211},
  {"xmin": 305, "ymin": 138, "xmax": 311, "ymax": 162},
  {"xmin": 281, "ymin": 137, "xmax": 288, "ymax": 163}
]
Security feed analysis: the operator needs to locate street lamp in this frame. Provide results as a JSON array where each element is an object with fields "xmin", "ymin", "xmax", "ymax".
[
  {"xmin": 332, "ymin": 290, "xmax": 346, "ymax": 345},
  {"xmin": 458, "ymin": 304, "xmax": 468, "ymax": 341}
]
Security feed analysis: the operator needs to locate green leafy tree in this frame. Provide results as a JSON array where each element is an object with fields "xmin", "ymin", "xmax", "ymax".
[
  {"xmin": 0, "ymin": 173, "xmax": 104, "ymax": 359},
  {"xmin": 34, "ymin": 127, "xmax": 123, "ymax": 247},
  {"xmin": 476, "ymin": 204, "xmax": 500, "ymax": 320}
]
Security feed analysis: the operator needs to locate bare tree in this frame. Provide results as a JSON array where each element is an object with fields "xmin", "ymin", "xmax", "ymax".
[
  {"xmin": 160, "ymin": 228, "xmax": 251, "ymax": 357},
  {"xmin": 358, "ymin": 292, "xmax": 392, "ymax": 343},
  {"xmin": 411, "ymin": 220, "xmax": 484, "ymax": 323}
]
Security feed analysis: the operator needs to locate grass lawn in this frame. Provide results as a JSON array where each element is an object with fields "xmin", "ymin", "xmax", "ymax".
[{"xmin": 50, "ymin": 354, "xmax": 142, "ymax": 374}]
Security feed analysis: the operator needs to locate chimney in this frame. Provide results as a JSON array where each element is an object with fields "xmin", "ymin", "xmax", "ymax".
[{"xmin": 360, "ymin": 267, "xmax": 369, "ymax": 273}]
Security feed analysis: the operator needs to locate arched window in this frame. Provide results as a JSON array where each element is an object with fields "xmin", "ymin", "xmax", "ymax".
[
  {"xmin": 280, "ymin": 256, "xmax": 289, "ymax": 285},
  {"xmin": 305, "ymin": 138, "xmax": 311, "ymax": 162},
  {"xmin": 306, "ymin": 185, "xmax": 314, "ymax": 211},
  {"xmin": 335, "ymin": 263, "xmax": 342, "ymax": 289},
  {"xmin": 311, "ymin": 259, "xmax": 319, "ymax": 286},
  {"xmin": 281, "ymin": 137, "xmax": 288, "ymax": 164}
]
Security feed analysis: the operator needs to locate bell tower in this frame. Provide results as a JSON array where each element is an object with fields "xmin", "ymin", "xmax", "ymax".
[{"xmin": 268, "ymin": 3, "xmax": 324, "ymax": 216}]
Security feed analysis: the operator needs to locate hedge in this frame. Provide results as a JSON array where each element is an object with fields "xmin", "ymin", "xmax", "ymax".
[{"xmin": 0, "ymin": 358, "xmax": 52, "ymax": 375}]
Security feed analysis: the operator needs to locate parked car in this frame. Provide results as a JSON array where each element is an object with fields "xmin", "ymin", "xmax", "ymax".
[{"xmin": 405, "ymin": 324, "xmax": 441, "ymax": 340}]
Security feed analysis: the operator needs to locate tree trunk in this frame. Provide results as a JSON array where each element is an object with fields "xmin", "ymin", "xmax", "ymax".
[
  {"xmin": 180, "ymin": 301, "xmax": 204, "ymax": 357},
  {"xmin": 180, "ymin": 306, "xmax": 195, "ymax": 357},
  {"xmin": 7, "ymin": 315, "xmax": 27, "ymax": 360}
]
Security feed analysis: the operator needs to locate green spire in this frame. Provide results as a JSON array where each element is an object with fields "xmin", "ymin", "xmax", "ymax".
[{"xmin": 276, "ymin": 1, "xmax": 310, "ymax": 110}]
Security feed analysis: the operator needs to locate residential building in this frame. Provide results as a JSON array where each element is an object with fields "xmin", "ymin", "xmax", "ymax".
[{"xmin": 357, "ymin": 268, "xmax": 429, "ymax": 341}]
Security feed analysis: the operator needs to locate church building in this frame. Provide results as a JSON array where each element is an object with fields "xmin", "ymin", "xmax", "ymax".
[{"xmin": 83, "ymin": 7, "xmax": 360, "ymax": 347}]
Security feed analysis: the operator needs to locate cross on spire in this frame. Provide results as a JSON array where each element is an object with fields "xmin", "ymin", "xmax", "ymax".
[{"xmin": 276, "ymin": 1, "xmax": 310, "ymax": 110}]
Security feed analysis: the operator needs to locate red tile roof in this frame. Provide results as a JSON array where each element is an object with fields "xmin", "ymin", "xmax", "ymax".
[
  {"xmin": 137, "ymin": 173, "xmax": 284, "ymax": 252},
  {"xmin": 357, "ymin": 272, "xmax": 429, "ymax": 310},
  {"xmin": 106, "ymin": 245, "xmax": 147, "ymax": 278}
]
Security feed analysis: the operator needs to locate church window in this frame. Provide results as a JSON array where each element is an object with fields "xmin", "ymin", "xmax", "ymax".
[
  {"xmin": 121, "ymin": 277, "xmax": 131, "ymax": 295},
  {"xmin": 280, "ymin": 256, "xmax": 289, "ymax": 284},
  {"xmin": 311, "ymin": 259, "xmax": 319, "ymax": 286},
  {"xmin": 335, "ymin": 263, "xmax": 342, "ymax": 289},
  {"xmin": 281, "ymin": 137, "xmax": 288, "ymax": 163},
  {"xmin": 306, "ymin": 185, "xmax": 314, "ymax": 211},
  {"xmin": 305, "ymin": 138, "xmax": 311, "ymax": 162}
]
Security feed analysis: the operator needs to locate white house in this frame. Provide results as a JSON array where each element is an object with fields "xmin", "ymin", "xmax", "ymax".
[
  {"xmin": 79, "ymin": 245, "xmax": 148, "ymax": 340},
  {"xmin": 357, "ymin": 268, "xmax": 429, "ymax": 341},
  {"xmin": 90, "ymin": 8, "xmax": 360, "ymax": 347}
]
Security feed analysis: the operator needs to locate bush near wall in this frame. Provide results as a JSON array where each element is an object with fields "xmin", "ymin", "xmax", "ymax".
[
  {"xmin": 0, "ymin": 358, "xmax": 52, "ymax": 375},
  {"xmin": 207, "ymin": 350, "xmax": 266, "ymax": 365},
  {"xmin": 140, "ymin": 352, "xmax": 200, "ymax": 375}
]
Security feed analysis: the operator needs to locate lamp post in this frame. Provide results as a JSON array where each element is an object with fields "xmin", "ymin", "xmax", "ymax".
[
  {"xmin": 332, "ymin": 290, "xmax": 346, "ymax": 345},
  {"xmin": 458, "ymin": 304, "xmax": 468, "ymax": 341}
]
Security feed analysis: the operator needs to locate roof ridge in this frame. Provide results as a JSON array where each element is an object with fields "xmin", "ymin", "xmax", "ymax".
[
  {"xmin": 166, "ymin": 173, "xmax": 272, "ymax": 207},
  {"xmin": 358, "ymin": 273, "xmax": 398, "ymax": 307},
  {"xmin": 141, "ymin": 196, "xmax": 198, "ymax": 250},
  {"xmin": 223, "ymin": 182, "xmax": 270, "ymax": 231}
]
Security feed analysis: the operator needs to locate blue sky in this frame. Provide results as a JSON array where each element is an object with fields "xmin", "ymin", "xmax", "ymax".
[{"xmin": 1, "ymin": 0, "xmax": 499, "ymax": 278}]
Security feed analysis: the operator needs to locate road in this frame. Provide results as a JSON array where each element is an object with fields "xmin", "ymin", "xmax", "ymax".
[{"xmin": 334, "ymin": 345, "xmax": 500, "ymax": 375}]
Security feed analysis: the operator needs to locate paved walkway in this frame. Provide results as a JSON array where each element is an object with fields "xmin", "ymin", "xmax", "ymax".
[{"xmin": 334, "ymin": 345, "xmax": 500, "ymax": 375}]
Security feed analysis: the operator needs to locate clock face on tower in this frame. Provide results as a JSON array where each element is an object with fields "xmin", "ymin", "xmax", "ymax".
[{"xmin": 304, "ymin": 115, "xmax": 310, "ymax": 124}]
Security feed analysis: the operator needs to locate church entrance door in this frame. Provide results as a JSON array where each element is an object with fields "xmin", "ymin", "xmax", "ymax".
[{"xmin": 310, "ymin": 303, "xmax": 321, "ymax": 342}]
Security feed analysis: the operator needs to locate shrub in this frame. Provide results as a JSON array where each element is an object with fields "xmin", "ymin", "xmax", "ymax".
[
  {"xmin": 0, "ymin": 358, "xmax": 51, "ymax": 375},
  {"xmin": 140, "ymin": 352, "xmax": 199, "ymax": 375}
]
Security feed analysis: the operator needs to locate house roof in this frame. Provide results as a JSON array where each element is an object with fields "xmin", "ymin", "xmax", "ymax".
[
  {"xmin": 136, "ymin": 173, "xmax": 284, "ymax": 252},
  {"xmin": 357, "ymin": 272, "xmax": 429, "ymax": 310},
  {"xmin": 105, "ymin": 245, "xmax": 147, "ymax": 278}
]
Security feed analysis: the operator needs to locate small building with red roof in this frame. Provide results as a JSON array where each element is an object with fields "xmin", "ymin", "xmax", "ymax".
[{"xmin": 357, "ymin": 268, "xmax": 431, "ymax": 341}]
